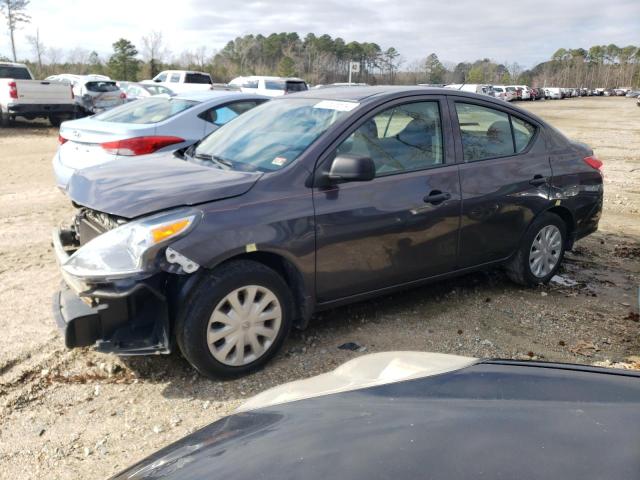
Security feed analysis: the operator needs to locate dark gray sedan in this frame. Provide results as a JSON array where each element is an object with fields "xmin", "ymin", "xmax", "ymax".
[
  {"xmin": 52, "ymin": 87, "xmax": 603, "ymax": 377},
  {"xmin": 109, "ymin": 352, "xmax": 640, "ymax": 480}
]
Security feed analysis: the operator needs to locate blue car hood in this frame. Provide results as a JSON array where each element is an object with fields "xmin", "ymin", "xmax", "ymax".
[{"xmin": 67, "ymin": 154, "xmax": 262, "ymax": 218}]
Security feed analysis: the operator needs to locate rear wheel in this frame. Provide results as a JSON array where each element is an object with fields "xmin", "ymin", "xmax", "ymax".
[
  {"xmin": 506, "ymin": 212, "xmax": 566, "ymax": 286},
  {"xmin": 0, "ymin": 109, "xmax": 10, "ymax": 127},
  {"xmin": 49, "ymin": 115, "xmax": 62, "ymax": 127},
  {"xmin": 176, "ymin": 260, "xmax": 293, "ymax": 379}
]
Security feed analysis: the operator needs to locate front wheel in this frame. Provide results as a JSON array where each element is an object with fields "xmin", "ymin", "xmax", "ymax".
[
  {"xmin": 506, "ymin": 212, "xmax": 566, "ymax": 286},
  {"xmin": 176, "ymin": 260, "xmax": 293, "ymax": 379}
]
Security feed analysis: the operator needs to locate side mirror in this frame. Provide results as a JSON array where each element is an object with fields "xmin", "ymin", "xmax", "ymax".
[
  {"xmin": 154, "ymin": 78, "xmax": 161, "ymax": 83},
  {"xmin": 327, "ymin": 154, "xmax": 375, "ymax": 183}
]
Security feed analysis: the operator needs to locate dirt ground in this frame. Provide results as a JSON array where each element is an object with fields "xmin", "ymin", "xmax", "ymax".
[{"xmin": 0, "ymin": 97, "xmax": 639, "ymax": 479}]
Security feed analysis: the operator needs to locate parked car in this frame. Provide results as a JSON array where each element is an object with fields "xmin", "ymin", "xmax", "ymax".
[
  {"xmin": 52, "ymin": 86, "xmax": 603, "ymax": 378},
  {"xmin": 229, "ymin": 76, "xmax": 309, "ymax": 96},
  {"xmin": 545, "ymin": 87, "xmax": 562, "ymax": 99},
  {"xmin": 625, "ymin": 90, "xmax": 640, "ymax": 98},
  {"xmin": 117, "ymin": 81, "xmax": 174, "ymax": 101},
  {"xmin": 505, "ymin": 85, "xmax": 520, "ymax": 100},
  {"xmin": 0, "ymin": 62, "xmax": 76, "ymax": 126},
  {"xmin": 530, "ymin": 88, "xmax": 544, "ymax": 100},
  {"xmin": 52, "ymin": 91, "xmax": 267, "ymax": 189},
  {"xmin": 507, "ymin": 85, "xmax": 531, "ymax": 100},
  {"xmin": 490, "ymin": 85, "xmax": 515, "ymax": 101},
  {"xmin": 142, "ymin": 70, "xmax": 213, "ymax": 94},
  {"xmin": 108, "ymin": 351, "xmax": 640, "ymax": 480},
  {"xmin": 46, "ymin": 74, "xmax": 126, "ymax": 116},
  {"xmin": 444, "ymin": 84, "xmax": 494, "ymax": 96}
]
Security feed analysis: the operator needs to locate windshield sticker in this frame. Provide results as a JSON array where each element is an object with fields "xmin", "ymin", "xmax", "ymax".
[
  {"xmin": 272, "ymin": 156, "xmax": 288, "ymax": 166},
  {"xmin": 313, "ymin": 100, "xmax": 359, "ymax": 112}
]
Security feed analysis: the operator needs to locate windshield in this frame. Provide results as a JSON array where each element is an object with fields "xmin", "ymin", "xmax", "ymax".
[
  {"xmin": 193, "ymin": 98, "xmax": 356, "ymax": 172},
  {"xmin": 93, "ymin": 97, "xmax": 197, "ymax": 124}
]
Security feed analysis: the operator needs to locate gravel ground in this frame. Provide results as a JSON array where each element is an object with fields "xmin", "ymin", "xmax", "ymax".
[{"xmin": 0, "ymin": 97, "xmax": 639, "ymax": 480}]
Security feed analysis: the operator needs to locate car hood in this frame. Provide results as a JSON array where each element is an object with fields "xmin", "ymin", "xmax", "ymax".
[
  {"xmin": 67, "ymin": 154, "xmax": 262, "ymax": 218},
  {"xmin": 110, "ymin": 353, "xmax": 640, "ymax": 480}
]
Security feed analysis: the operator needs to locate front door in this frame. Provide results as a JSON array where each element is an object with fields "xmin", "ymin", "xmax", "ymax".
[{"xmin": 313, "ymin": 97, "xmax": 461, "ymax": 303}]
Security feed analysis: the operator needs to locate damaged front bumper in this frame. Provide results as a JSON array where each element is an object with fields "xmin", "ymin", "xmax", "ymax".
[{"xmin": 51, "ymin": 228, "xmax": 172, "ymax": 355}]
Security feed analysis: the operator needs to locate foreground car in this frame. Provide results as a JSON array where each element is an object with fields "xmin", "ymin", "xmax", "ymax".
[
  {"xmin": 109, "ymin": 352, "xmax": 640, "ymax": 480},
  {"xmin": 53, "ymin": 91, "xmax": 267, "ymax": 189},
  {"xmin": 52, "ymin": 86, "xmax": 603, "ymax": 377}
]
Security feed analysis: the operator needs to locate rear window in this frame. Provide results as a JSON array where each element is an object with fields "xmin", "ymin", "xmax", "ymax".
[
  {"xmin": 185, "ymin": 73, "xmax": 212, "ymax": 84},
  {"xmin": 93, "ymin": 97, "xmax": 197, "ymax": 124},
  {"xmin": 241, "ymin": 80, "xmax": 259, "ymax": 88},
  {"xmin": 0, "ymin": 66, "xmax": 31, "ymax": 80},
  {"xmin": 86, "ymin": 81, "xmax": 119, "ymax": 93},
  {"xmin": 285, "ymin": 81, "xmax": 308, "ymax": 92}
]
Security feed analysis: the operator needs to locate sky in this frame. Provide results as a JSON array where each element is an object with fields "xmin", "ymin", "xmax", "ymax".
[{"xmin": 2, "ymin": 0, "xmax": 639, "ymax": 70}]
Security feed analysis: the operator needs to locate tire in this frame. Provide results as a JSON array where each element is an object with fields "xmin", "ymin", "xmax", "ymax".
[
  {"xmin": 505, "ymin": 212, "xmax": 567, "ymax": 286},
  {"xmin": 49, "ymin": 115, "xmax": 62, "ymax": 127},
  {"xmin": 0, "ymin": 109, "xmax": 9, "ymax": 127},
  {"xmin": 176, "ymin": 259, "xmax": 294, "ymax": 379}
]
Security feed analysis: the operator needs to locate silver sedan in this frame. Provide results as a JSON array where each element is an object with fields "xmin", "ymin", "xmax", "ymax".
[{"xmin": 53, "ymin": 91, "xmax": 268, "ymax": 190}]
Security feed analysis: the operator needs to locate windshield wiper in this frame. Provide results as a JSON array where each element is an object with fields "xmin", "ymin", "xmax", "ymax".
[{"xmin": 194, "ymin": 152, "xmax": 233, "ymax": 170}]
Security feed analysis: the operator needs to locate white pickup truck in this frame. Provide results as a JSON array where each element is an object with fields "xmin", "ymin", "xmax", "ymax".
[
  {"xmin": 0, "ymin": 62, "xmax": 76, "ymax": 127},
  {"xmin": 141, "ymin": 70, "xmax": 213, "ymax": 94}
]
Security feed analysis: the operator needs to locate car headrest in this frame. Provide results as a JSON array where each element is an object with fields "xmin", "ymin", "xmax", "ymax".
[
  {"xmin": 487, "ymin": 120, "xmax": 511, "ymax": 143},
  {"xmin": 397, "ymin": 118, "xmax": 434, "ymax": 148}
]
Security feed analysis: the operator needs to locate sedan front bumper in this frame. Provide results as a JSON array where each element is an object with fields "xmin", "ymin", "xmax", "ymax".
[{"xmin": 52, "ymin": 228, "xmax": 172, "ymax": 355}]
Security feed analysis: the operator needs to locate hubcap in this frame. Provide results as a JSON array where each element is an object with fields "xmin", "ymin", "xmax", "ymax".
[
  {"xmin": 207, "ymin": 286, "xmax": 282, "ymax": 366},
  {"xmin": 529, "ymin": 225, "xmax": 562, "ymax": 278}
]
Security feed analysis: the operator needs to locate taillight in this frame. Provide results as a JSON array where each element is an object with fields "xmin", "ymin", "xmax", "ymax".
[
  {"xmin": 70, "ymin": 86, "xmax": 74, "ymax": 100},
  {"xmin": 8, "ymin": 81, "xmax": 18, "ymax": 99},
  {"xmin": 58, "ymin": 134, "xmax": 68, "ymax": 145},
  {"xmin": 583, "ymin": 156, "xmax": 603, "ymax": 171},
  {"xmin": 119, "ymin": 92, "xmax": 127, "ymax": 99},
  {"xmin": 101, "ymin": 136, "xmax": 184, "ymax": 156}
]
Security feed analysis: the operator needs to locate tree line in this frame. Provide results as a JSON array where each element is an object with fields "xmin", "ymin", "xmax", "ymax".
[{"xmin": 1, "ymin": 0, "xmax": 638, "ymax": 88}]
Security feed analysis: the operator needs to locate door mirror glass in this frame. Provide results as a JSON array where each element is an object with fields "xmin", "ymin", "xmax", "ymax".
[{"xmin": 328, "ymin": 154, "xmax": 375, "ymax": 183}]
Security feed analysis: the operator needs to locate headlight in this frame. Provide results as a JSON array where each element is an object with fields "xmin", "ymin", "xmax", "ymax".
[{"xmin": 62, "ymin": 208, "xmax": 200, "ymax": 280}]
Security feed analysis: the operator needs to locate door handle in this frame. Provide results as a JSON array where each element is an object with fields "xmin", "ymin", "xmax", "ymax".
[
  {"xmin": 529, "ymin": 175, "xmax": 547, "ymax": 186},
  {"xmin": 423, "ymin": 191, "xmax": 451, "ymax": 205}
]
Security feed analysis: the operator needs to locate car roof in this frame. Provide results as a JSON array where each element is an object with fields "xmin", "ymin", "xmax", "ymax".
[
  {"xmin": 234, "ymin": 75, "xmax": 306, "ymax": 82},
  {"xmin": 173, "ymin": 90, "xmax": 268, "ymax": 102},
  {"xmin": 282, "ymin": 85, "xmax": 548, "ymax": 125}
]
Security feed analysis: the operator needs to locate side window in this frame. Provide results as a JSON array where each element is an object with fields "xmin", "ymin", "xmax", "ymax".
[
  {"xmin": 155, "ymin": 73, "xmax": 167, "ymax": 82},
  {"xmin": 201, "ymin": 101, "xmax": 261, "ymax": 126},
  {"xmin": 335, "ymin": 101, "xmax": 444, "ymax": 176},
  {"xmin": 512, "ymin": 116, "xmax": 536, "ymax": 152},
  {"xmin": 169, "ymin": 73, "xmax": 181, "ymax": 83},
  {"xmin": 455, "ymin": 103, "xmax": 514, "ymax": 162}
]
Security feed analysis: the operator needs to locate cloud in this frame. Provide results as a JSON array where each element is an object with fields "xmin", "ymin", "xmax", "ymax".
[{"xmin": 1, "ymin": 0, "xmax": 638, "ymax": 70}]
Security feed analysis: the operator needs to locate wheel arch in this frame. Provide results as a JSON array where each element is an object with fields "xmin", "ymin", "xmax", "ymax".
[
  {"xmin": 177, "ymin": 249, "xmax": 314, "ymax": 331},
  {"xmin": 544, "ymin": 205, "xmax": 576, "ymax": 250}
]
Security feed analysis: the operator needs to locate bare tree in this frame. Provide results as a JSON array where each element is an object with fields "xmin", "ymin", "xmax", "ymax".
[
  {"xmin": 26, "ymin": 26, "xmax": 43, "ymax": 69},
  {"xmin": 45, "ymin": 46, "xmax": 63, "ymax": 66},
  {"xmin": 0, "ymin": 0, "xmax": 30, "ymax": 61},
  {"xmin": 141, "ymin": 30, "xmax": 168, "ymax": 77}
]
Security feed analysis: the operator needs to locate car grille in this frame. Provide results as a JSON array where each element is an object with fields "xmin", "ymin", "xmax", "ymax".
[{"xmin": 74, "ymin": 208, "xmax": 126, "ymax": 245}]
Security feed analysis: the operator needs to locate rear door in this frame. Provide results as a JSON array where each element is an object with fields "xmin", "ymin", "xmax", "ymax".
[
  {"xmin": 448, "ymin": 97, "xmax": 552, "ymax": 268},
  {"xmin": 314, "ymin": 96, "xmax": 461, "ymax": 302}
]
